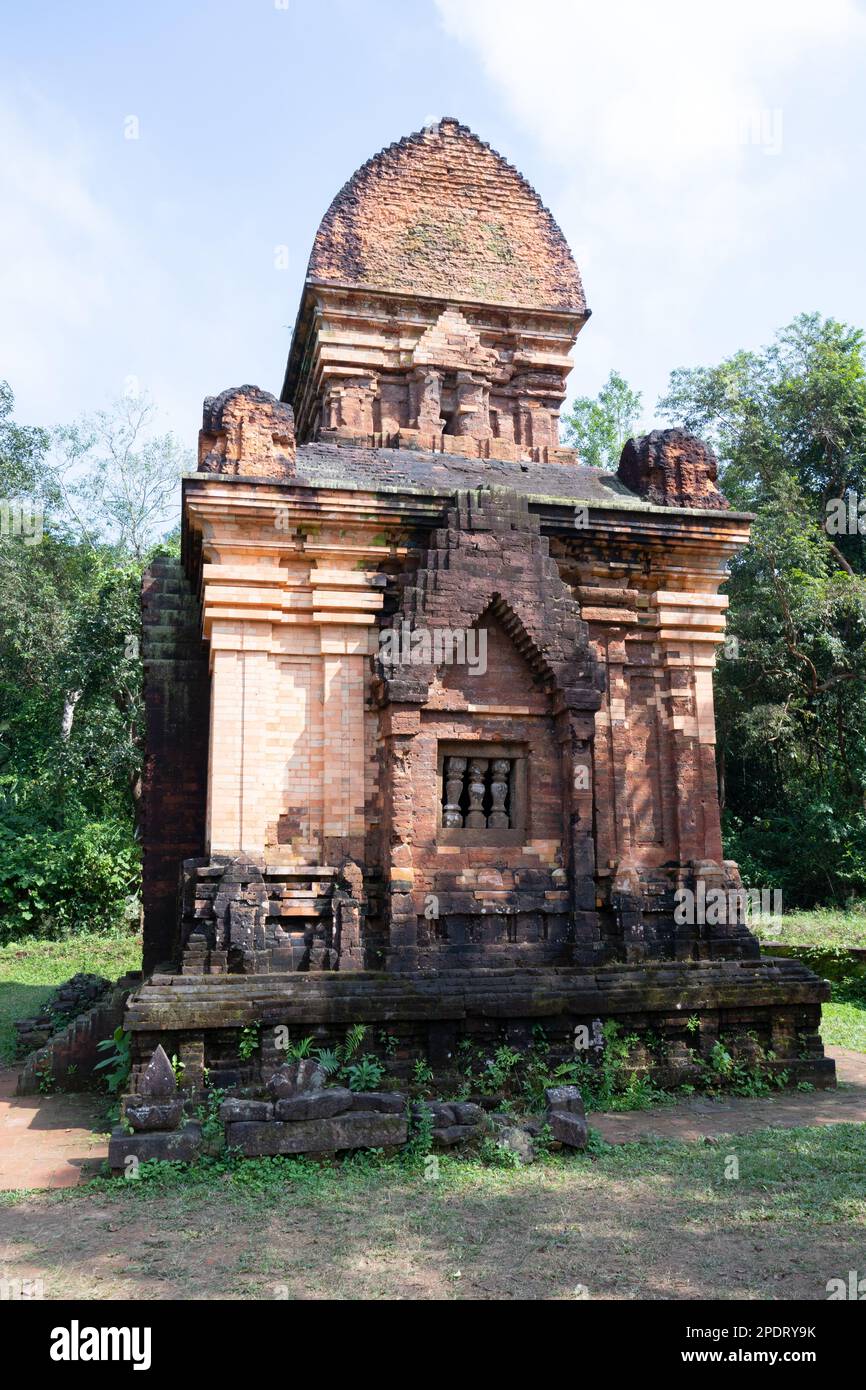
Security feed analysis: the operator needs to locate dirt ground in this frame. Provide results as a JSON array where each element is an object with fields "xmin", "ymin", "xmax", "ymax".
[
  {"xmin": 1, "ymin": 1119, "xmax": 864, "ymax": 1301},
  {"xmin": 1, "ymin": 1049, "xmax": 864, "ymax": 1301}
]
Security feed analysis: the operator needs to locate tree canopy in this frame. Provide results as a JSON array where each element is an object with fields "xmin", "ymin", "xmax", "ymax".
[
  {"xmin": 659, "ymin": 313, "xmax": 866, "ymax": 903},
  {"xmin": 0, "ymin": 385, "xmax": 186, "ymax": 941},
  {"xmin": 561, "ymin": 369, "xmax": 643, "ymax": 468}
]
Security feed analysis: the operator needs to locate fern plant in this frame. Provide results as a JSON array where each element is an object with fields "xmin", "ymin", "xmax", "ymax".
[{"xmin": 307, "ymin": 1024, "xmax": 385, "ymax": 1091}]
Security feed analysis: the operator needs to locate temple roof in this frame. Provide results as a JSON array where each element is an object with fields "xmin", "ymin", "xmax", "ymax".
[
  {"xmin": 305, "ymin": 118, "xmax": 586, "ymax": 313},
  {"xmin": 293, "ymin": 441, "xmax": 640, "ymax": 506}
]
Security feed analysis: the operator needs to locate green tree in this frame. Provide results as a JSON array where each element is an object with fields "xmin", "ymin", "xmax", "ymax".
[
  {"xmin": 561, "ymin": 369, "xmax": 643, "ymax": 467},
  {"xmin": 0, "ymin": 383, "xmax": 182, "ymax": 941},
  {"xmin": 49, "ymin": 392, "xmax": 189, "ymax": 559},
  {"xmin": 0, "ymin": 380, "xmax": 51, "ymax": 499},
  {"xmin": 659, "ymin": 314, "xmax": 866, "ymax": 904}
]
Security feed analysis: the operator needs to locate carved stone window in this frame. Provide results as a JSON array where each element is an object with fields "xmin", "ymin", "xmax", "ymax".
[{"xmin": 437, "ymin": 742, "xmax": 527, "ymax": 845}]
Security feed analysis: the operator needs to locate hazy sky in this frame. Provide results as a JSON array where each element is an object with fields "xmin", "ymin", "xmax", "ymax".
[{"xmin": 2, "ymin": 0, "xmax": 866, "ymax": 447}]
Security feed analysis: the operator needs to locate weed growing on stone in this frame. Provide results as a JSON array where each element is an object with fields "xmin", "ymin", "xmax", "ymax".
[{"xmin": 238, "ymin": 1023, "xmax": 260, "ymax": 1062}]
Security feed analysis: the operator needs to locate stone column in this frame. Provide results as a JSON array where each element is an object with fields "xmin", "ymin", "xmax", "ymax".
[
  {"xmin": 453, "ymin": 372, "xmax": 491, "ymax": 439},
  {"xmin": 558, "ymin": 708, "xmax": 601, "ymax": 960},
  {"xmin": 199, "ymin": 548, "xmax": 385, "ymax": 865},
  {"xmin": 320, "ymin": 626, "xmax": 368, "ymax": 865},
  {"xmin": 410, "ymin": 368, "xmax": 444, "ymax": 433},
  {"xmin": 207, "ymin": 626, "xmax": 277, "ymax": 857},
  {"xmin": 650, "ymin": 591, "xmax": 728, "ymax": 866},
  {"xmin": 380, "ymin": 707, "xmax": 423, "ymax": 971}
]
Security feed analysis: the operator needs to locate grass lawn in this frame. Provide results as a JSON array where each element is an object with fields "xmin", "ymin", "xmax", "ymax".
[
  {"xmin": 753, "ymin": 903, "xmax": 866, "ymax": 948},
  {"xmin": 0, "ymin": 925, "xmax": 863, "ymax": 1301},
  {"xmin": 0, "ymin": 1123, "xmax": 863, "ymax": 1300},
  {"xmin": 0, "ymin": 923, "xmax": 862, "ymax": 1064},
  {"xmin": 822, "ymin": 985, "xmax": 866, "ymax": 1052},
  {"xmin": 0, "ymin": 931, "xmax": 141, "ymax": 1064}
]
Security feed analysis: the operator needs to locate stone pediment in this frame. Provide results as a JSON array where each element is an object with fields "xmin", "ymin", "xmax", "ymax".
[
  {"xmin": 411, "ymin": 307, "xmax": 498, "ymax": 374},
  {"xmin": 376, "ymin": 487, "xmax": 602, "ymax": 714}
]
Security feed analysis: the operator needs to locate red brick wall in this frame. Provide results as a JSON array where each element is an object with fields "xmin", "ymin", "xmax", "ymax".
[
  {"xmin": 141, "ymin": 557, "xmax": 210, "ymax": 973},
  {"xmin": 309, "ymin": 119, "xmax": 585, "ymax": 313}
]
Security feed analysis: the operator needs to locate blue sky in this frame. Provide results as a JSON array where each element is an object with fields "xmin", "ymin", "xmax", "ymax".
[{"xmin": 3, "ymin": 0, "xmax": 866, "ymax": 449}]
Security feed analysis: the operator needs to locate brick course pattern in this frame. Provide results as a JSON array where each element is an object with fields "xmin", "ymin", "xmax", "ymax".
[
  {"xmin": 374, "ymin": 487, "xmax": 602, "ymax": 971},
  {"xmin": 141, "ymin": 556, "xmax": 210, "ymax": 972},
  {"xmin": 283, "ymin": 119, "xmax": 590, "ymax": 460},
  {"xmin": 131, "ymin": 117, "xmax": 834, "ymax": 1098},
  {"xmin": 307, "ymin": 118, "xmax": 585, "ymax": 311}
]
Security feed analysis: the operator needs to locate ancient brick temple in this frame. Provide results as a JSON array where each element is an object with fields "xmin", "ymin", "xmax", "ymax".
[{"xmin": 129, "ymin": 120, "xmax": 832, "ymax": 1091}]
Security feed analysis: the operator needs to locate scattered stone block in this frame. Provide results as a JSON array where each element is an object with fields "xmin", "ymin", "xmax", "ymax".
[
  {"xmin": 351, "ymin": 1090, "xmax": 405, "ymax": 1114},
  {"xmin": 267, "ymin": 1059, "xmax": 326, "ymax": 1098},
  {"xmin": 547, "ymin": 1109, "xmax": 589, "ymax": 1150},
  {"xmin": 275, "ymin": 1087, "xmax": 353, "ymax": 1121},
  {"xmin": 451, "ymin": 1102, "xmax": 484, "ymax": 1126},
  {"xmin": 219, "ymin": 1099, "xmax": 273, "ymax": 1123},
  {"xmin": 109, "ymin": 1121, "xmax": 202, "ymax": 1172},
  {"xmin": 226, "ymin": 1112, "xmax": 407, "ymax": 1156},
  {"xmin": 544, "ymin": 1085, "xmax": 585, "ymax": 1116},
  {"xmin": 521, "ymin": 1115, "xmax": 547, "ymax": 1137},
  {"xmin": 420, "ymin": 1101, "xmax": 457, "ymax": 1125},
  {"xmin": 432, "ymin": 1124, "xmax": 472, "ymax": 1147},
  {"xmin": 496, "ymin": 1126, "xmax": 535, "ymax": 1164}
]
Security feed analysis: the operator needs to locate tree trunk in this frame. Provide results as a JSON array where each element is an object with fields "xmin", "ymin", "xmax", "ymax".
[{"xmin": 61, "ymin": 690, "xmax": 81, "ymax": 741}]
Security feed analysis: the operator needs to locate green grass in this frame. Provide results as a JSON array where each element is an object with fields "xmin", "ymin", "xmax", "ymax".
[
  {"xmin": 753, "ymin": 903, "xmax": 866, "ymax": 948},
  {"xmin": 0, "ymin": 930, "xmax": 141, "ymax": 1063},
  {"xmin": 821, "ymin": 980, "xmax": 866, "ymax": 1052},
  {"xmin": 109, "ymin": 1120, "xmax": 866, "ymax": 1220},
  {"xmin": 1, "ymin": 1123, "xmax": 863, "ymax": 1300}
]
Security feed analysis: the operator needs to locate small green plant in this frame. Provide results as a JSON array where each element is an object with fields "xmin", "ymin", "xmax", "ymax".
[
  {"xmin": 315, "ymin": 1047, "xmax": 341, "ymax": 1078},
  {"xmin": 522, "ymin": 1052, "xmax": 581, "ymax": 1112},
  {"xmin": 310, "ymin": 1024, "xmax": 385, "ymax": 1090},
  {"xmin": 36, "ymin": 1064, "xmax": 54, "ymax": 1095},
  {"xmin": 195, "ymin": 1086, "xmax": 227, "ymax": 1156},
  {"xmin": 685, "ymin": 1015, "xmax": 701, "ymax": 1034},
  {"xmin": 568, "ymin": 1021, "xmax": 665, "ymax": 1112},
  {"xmin": 402, "ymin": 1102, "xmax": 434, "ymax": 1167},
  {"xmin": 703, "ymin": 1035, "xmax": 787, "ymax": 1097},
  {"xmin": 286, "ymin": 1035, "xmax": 315, "ymax": 1059},
  {"xmin": 377, "ymin": 1030, "xmax": 398, "ymax": 1057},
  {"xmin": 238, "ymin": 1023, "xmax": 260, "ymax": 1062},
  {"xmin": 533, "ymin": 1122, "xmax": 555, "ymax": 1155},
  {"xmin": 411, "ymin": 1058, "xmax": 434, "ymax": 1093},
  {"xmin": 709, "ymin": 1040, "xmax": 734, "ymax": 1078},
  {"xmin": 478, "ymin": 1045, "xmax": 522, "ymax": 1096},
  {"xmin": 344, "ymin": 1054, "xmax": 386, "ymax": 1092},
  {"xmin": 342, "ymin": 1023, "xmax": 367, "ymax": 1060},
  {"xmin": 170, "ymin": 1053, "xmax": 186, "ymax": 1086},
  {"xmin": 478, "ymin": 1135, "xmax": 522, "ymax": 1169},
  {"xmin": 94, "ymin": 1027, "xmax": 132, "ymax": 1094}
]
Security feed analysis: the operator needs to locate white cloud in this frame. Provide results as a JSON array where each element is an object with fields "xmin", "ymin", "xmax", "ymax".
[
  {"xmin": 0, "ymin": 90, "xmax": 118, "ymax": 390},
  {"xmin": 0, "ymin": 88, "xmax": 212, "ymax": 441},
  {"xmin": 437, "ymin": 0, "xmax": 860, "ymax": 177},
  {"xmin": 435, "ymin": 0, "xmax": 866, "ymax": 415}
]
